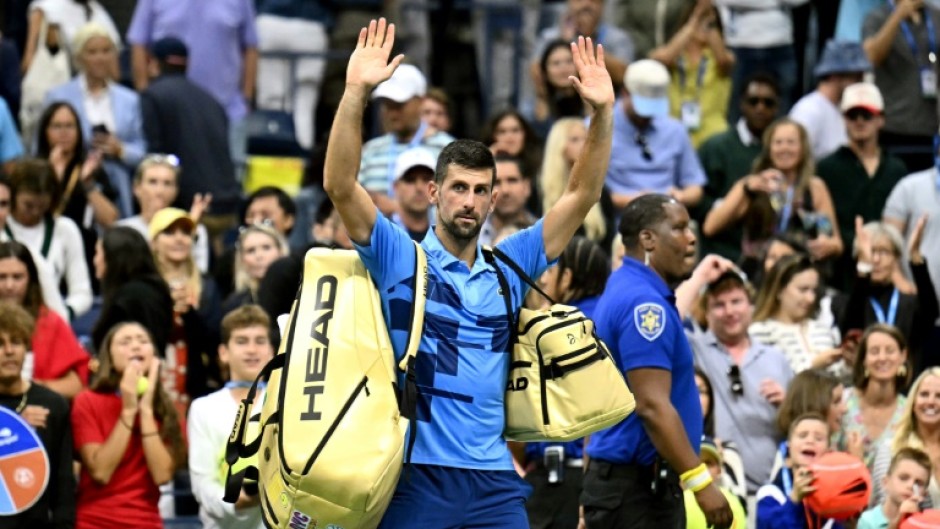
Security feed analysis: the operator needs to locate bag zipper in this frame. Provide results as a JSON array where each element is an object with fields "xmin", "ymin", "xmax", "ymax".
[{"xmin": 302, "ymin": 376, "xmax": 370, "ymax": 474}]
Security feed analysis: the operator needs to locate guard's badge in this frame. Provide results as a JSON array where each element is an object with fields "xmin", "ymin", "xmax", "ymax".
[{"xmin": 634, "ymin": 303, "xmax": 666, "ymax": 342}]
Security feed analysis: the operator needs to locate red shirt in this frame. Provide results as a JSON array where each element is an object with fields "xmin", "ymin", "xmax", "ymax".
[
  {"xmin": 71, "ymin": 390, "xmax": 162, "ymax": 529},
  {"xmin": 33, "ymin": 306, "xmax": 90, "ymax": 383}
]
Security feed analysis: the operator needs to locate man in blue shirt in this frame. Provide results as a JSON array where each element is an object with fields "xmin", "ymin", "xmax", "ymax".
[
  {"xmin": 323, "ymin": 19, "xmax": 615, "ymax": 528},
  {"xmin": 584, "ymin": 194, "xmax": 733, "ymax": 529}
]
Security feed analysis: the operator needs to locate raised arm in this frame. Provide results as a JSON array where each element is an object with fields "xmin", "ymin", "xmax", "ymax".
[
  {"xmin": 323, "ymin": 19, "xmax": 404, "ymax": 245},
  {"xmin": 542, "ymin": 37, "xmax": 614, "ymax": 260},
  {"xmin": 863, "ymin": 0, "xmax": 921, "ymax": 67}
]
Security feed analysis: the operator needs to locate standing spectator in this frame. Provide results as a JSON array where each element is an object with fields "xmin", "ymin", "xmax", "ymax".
[
  {"xmin": 0, "ymin": 301, "xmax": 75, "ymax": 528},
  {"xmin": 222, "ymin": 223, "xmax": 289, "ymax": 315},
  {"xmin": 255, "ymin": 0, "xmax": 331, "ymax": 150},
  {"xmin": 21, "ymin": 0, "xmax": 121, "ymax": 73},
  {"xmin": 789, "ymin": 40, "xmax": 871, "ymax": 161},
  {"xmin": 421, "ymin": 87, "xmax": 452, "ymax": 133},
  {"xmin": 72, "ymin": 322, "xmax": 183, "ymax": 529},
  {"xmin": 606, "ymin": 59, "xmax": 707, "ymax": 211},
  {"xmin": 696, "ymin": 73, "xmax": 780, "ymax": 262},
  {"xmin": 650, "ymin": 1, "xmax": 735, "ymax": 148},
  {"xmin": 390, "ymin": 148, "xmax": 434, "ymax": 242},
  {"xmin": 606, "ymin": 0, "xmax": 694, "ymax": 59},
  {"xmin": 44, "ymin": 23, "xmax": 147, "ymax": 218},
  {"xmin": 835, "ymin": 0, "xmax": 884, "ymax": 42},
  {"xmin": 863, "ymin": 0, "xmax": 940, "ymax": 172},
  {"xmin": 690, "ymin": 271, "xmax": 794, "ymax": 493},
  {"xmin": 127, "ymin": 0, "xmax": 259, "ymax": 125},
  {"xmin": 817, "ymin": 82, "xmax": 908, "ymax": 291},
  {"xmin": 0, "ymin": 97, "xmax": 22, "ymax": 170}
]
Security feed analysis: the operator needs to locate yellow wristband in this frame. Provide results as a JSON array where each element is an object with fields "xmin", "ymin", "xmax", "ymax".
[
  {"xmin": 680, "ymin": 463, "xmax": 707, "ymax": 483},
  {"xmin": 688, "ymin": 473, "xmax": 714, "ymax": 493}
]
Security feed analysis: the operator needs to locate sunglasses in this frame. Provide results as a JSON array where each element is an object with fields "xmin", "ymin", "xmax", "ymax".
[
  {"xmin": 728, "ymin": 365, "xmax": 743, "ymax": 396},
  {"xmin": 844, "ymin": 108, "xmax": 876, "ymax": 122},
  {"xmin": 746, "ymin": 96, "xmax": 778, "ymax": 108},
  {"xmin": 635, "ymin": 133, "xmax": 652, "ymax": 162}
]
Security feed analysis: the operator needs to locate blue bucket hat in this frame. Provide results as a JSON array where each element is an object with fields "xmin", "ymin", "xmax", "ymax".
[{"xmin": 814, "ymin": 40, "xmax": 871, "ymax": 78}]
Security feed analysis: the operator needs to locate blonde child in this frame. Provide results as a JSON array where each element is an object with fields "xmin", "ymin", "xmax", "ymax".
[{"xmin": 858, "ymin": 448, "xmax": 930, "ymax": 529}]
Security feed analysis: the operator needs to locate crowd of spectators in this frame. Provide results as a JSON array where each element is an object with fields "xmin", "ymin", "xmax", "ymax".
[{"xmin": 0, "ymin": 0, "xmax": 939, "ymax": 527}]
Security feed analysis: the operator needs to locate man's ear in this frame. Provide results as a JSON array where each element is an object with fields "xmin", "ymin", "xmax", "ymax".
[
  {"xmin": 428, "ymin": 181, "xmax": 439, "ymax": 205},
  {"xmin": 488, "ymin": 188, "xmax": 500, "ymax": 214},
  {"xmin": 639, "ymin": 229, "xmax": 656, "ymax": 253}
]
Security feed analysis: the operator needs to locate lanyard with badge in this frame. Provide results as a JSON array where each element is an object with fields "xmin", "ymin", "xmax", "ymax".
[
  {"xmin": 678, "ymin": 55, "xmax": 708, "ymax": 131},
  {"xmin": 888, "ymin": 0, "xmax": 938, "ymax": 98},
  {"xmin": 870, "ymin": 288, "xmax": 900, "ymax": 325},
  {"xmin": 387, "ymin": 120, "xmax": 429, "ymax": 192}
]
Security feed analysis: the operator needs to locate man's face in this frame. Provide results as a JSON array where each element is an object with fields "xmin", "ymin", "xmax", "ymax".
[
  {"xmin": 740, "ymin": 82, "xmax": 779, "ymax": 136},
  {"xmin": 705, "ymin": 287, "xmax": 752, "ymax": 343},
  {"xmin": 220, "ymin": 325, "xmax": 274, "ymax": 382},
  {"xmin": 394, "ymin": 166, "xmax": 433, "ymax": 217},
  {"xmin": 381, "ymin": 97, "xmax": 423, "ymax": 137},
  {"xmin": 843, "ymin": 107, "xmax": 883, "ymax": 144},
  {"xmin": 431, "ymin": 164, "xmax": 495, "ymax": 243},
  {"xmin": 493, "ymin": 161, "xmax": 531, "ymax": 219},
  {"xmin": 568, "ymin": 0, "xmax": 603, "ymax": 32},
  {"xmin": 646, "ymin": 202, "xmax": 697, "ymax": 285},
  {"xmin": 0, "ymin": 331, "xmax": 27, "ymax": 385},
  {"xmin": 245, "ymin": 196, "xmax": 294, "ymax": 235},
  {"xmin": 134, "ymin": 165, "xmax": 178, "ymax": 214}
]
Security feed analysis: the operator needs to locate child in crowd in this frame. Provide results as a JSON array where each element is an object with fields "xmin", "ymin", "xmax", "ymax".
[
  {"xmin": 858, "ymin": 448, "xmax": 930, "ymax": 529},
  {"xmin": 684, "ymin": 436, "xmax": 747, "ymax": 529},
  {"xmin": 757, "ymin": 413, "xmax": 842, "ymax": 529}
]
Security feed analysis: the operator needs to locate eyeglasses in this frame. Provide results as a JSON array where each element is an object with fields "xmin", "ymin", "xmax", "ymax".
[
  {"xmin": 728, "ymin": 365, "xmax": 743, "ymax": 396},
  {"xmin": 142, "ymin": 153, "xmax": 181, "ymax": 167},
  {"xmin": 844, "ymin": 108, "xmax": 876, "ymax": 122},
  {"xmin": 635, "ymin": 133, "xmax": 652, "ymax": 162},
  {"xmin": 746, "ymin": 97, "xmax": 778, "ymax": 108}
]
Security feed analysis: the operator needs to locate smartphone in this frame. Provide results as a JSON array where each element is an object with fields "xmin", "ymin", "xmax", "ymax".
[{"xmin": 92, "ymin": 124, "xmax": 109, "ymax": 135}]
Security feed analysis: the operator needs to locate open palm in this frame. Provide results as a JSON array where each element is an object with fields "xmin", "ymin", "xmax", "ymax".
[
  {"xmin": 569, "ymin": 36, "xmax": 615, "ymax": 110},
  {"xmin": 346, "ymin": 18, "xmax": 404, "ymax": 90}
]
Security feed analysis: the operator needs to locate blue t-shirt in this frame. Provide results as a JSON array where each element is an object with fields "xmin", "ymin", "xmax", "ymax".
[
  {"xmin": 354, "ymin": 211, "xmax": 553, "ymax": 470},
  {"xmin": 587, "ymin": 257, "xmax": 702, "ymax": 465}
]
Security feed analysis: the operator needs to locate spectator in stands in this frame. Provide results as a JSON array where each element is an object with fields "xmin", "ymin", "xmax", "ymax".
[
  {"xmin": 390, "ymin": 148, "xmax": 434, "ymax": 242},
  {"xmin": 0, "ymin": 97, "xmax": 22, "ymax": 170},
  {"xmin": 690, "ymin": 270, "xmax": 793, "ymax": 493},
  {"xmin": 703, "ymin": 119, "xmax": 843, "ymax": 274},
  {"xmin": 716, "ymin": 0, "xmax": 808, "ymax": 120},
  {"xmin": 421, "ymin": 87, "xmax": 452, "ymax": 133},
  {"xmin": 834, "ymin": 323, "xmax": 911, "ymax": 468},
  {"xmin": 479, "ymin": 154, "xmax": 536, "ymax": 246},
  {"xmin": 606, "ymin": 59, "xmax": 706, "ymax": 211},
  {"xmin": 116, "ymin": 155, "xmax": 211, "ymax": 273},
  {"xmin": 528, "ymin": 40, "xmax": 586, "ymax": 137},
  {"xmin": 0, "ymin": 301, "xmax": 75, "ymax": 527},
  {"xmin": 750, "ymin": 254, "xmax": 843, "ymax": 374},
  {"xmin": 128, "ymin": 0, "xmax": 259, "ymax": 125},
  {"xmin": 696, "ymin": 73, "xmax": 780, "ymax": 263},
  {"xmin": 188, "ymin": 305, "xmax": 273, "ymax": 529},
  {"xmin": 92, "ymin": 226, "xmax": 173, "ymax": 356},
  {"xmin": 480, "ymin": 109, "xmax": 544, "ymax": 216},
  {"xmin": 21, "ymin": 0, "xmax": 121, "ymax": 74},
  {"xmin": 255, "ymin": 0, "xmax": 331, "ymax": 150},
  {"xmin": 777, "ymin": 368, "xmax": 847, "ymax": 440},
  {"xmin": 72, "ymin": 321, "xmax": 184, "ymax": 529},
  {"xmin": 790, "ymin": 40, "xmax": 871, "ymax": 161},
  {"xmin": 0, "ymin": 241, "xmax": 88, "ymax": 397},
  {"xmin": 607, "ymin": 0, "xmax": 694, "ymax": 59},
  {"xmin": 836, "ymin": 0, "xmax": 883, "ymax": 42},
  {"xmin": 4, "ymin": 159, "xmax": 92, "ymax": 319},
  {"xmin": 358, "ymin": 64, "xmax": 454, "ymax": 216},
  {"xmin": 863, "ymin": 0, "xmax": 940, "ymax": 172},
  {"xmin": 540, "ymin": 118, "xmax": 607, "ymax": 242},
  {"xmin": 752, "ymin": 234, "xmax": 806, "ymax": 290},
  {"xmin": 150, "ymin": 207, "xmax": 222, "ymax": 413},
  {"xmin": 139, "ymin": 37, "xmax": 239, "ymax": 236},
  {"xmin": 650, "ymin": 1, "xmax": 735, "ymax": 148},
  {"xmin": 817, "ymin": 82, "xmax": 908, "ymax": 291},
  {"xmin": 222, "ymin": 223, "xmax": 289, "ymax": 315},
  {"xmin": 44, "ymin": 23, "xmax": 146, "ymax": 218}
]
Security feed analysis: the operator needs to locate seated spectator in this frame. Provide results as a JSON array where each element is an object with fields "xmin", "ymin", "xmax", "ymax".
[
  {"xmin": 21, "ymin": 0, "xmax": 121, "ymax": 74},
  {"xmin": 91, "ymin": 226, "xmax": 173, "ymax": 356},
  {"xmin": 527, "ymin": 40, "xmax": 586, "ymax": 137},
  {"xmin": 358, "ymin": 64, "xmax": 454, "ymax": 216},
  {"xmin": 789, "ymin": 40, "xmax": 870, "ymax": 161},
  {"xmin": 117, "ymin": 155, "xmax": 211, "ymax": 273},
  {"xmin": 188, "ymin": 305, "xmax": 273, "ymax": 529},
  {"xmin": 859, "ymin": 448, "xmax": 930, "ymax": 529},
  {"xmin": 696, "ymin": 73, "xmax": 780, "ymax": 263},
  {"xmin": 390, "ymin": 148, "xmax": 434, "ymax": 242},
  {"xmin": 750, "ymin": 254, "xmax": 843, "ymax": 374},
  {"xmin": 650, "ymin": 1, "xmax": 734, "ymax": 148},
  {"xmin": 479, "ymin": 154, "xmax": 536, "ymax": 246},
  {"xmin": 4, "ymin": 159, "xmax": 92, "ymax": 318},
  {"xmin": 0, "ymin": 97, "xmax": 23, "ymax": 170},
  {"xmin": 72, "ymin": 321, "xmax": 184, "ymax": 529},
  {"xmin": 694, "ymin": 368, "xmax": 748, "ymax": 500},
  {"xmin": 817, "ymin": 82, "xmax": 908, "ymax": 292},
  {"xmin": 606, "ymin": 59, "xmax": 706, "ymax": 211},
  {"xmin": 421, "ymin": 87, "xmax": 452, "ymax": 133},
  {"xmin": 480, "ymin": 109, "xmax": 544, "ymax": 215},
  {"xmin": 703, "ymin": 119, "xmax": 843, "ymax": 274},
  {"xmin": 0, "ymin": 241, "xmax": 88, "ymax": 398},
  {"xmin": 44, "ymin": 23, "xmax": 146, "ymax": 218},
  {"xmin": 0, "ymin": 301, "xmax": 75, "ymax": 527},
  {"xmin": 222, "ymin": 223, "xmax": 289, "ymax": 315},
  {"xmin": 539, "ymin": 118, "xmax": 606, "ymax": 242}
]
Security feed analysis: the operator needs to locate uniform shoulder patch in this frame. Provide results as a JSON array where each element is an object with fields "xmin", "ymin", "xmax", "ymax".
[{"xmin": 634, "ymin": 303, "xmax": 666, "ymax": 342}]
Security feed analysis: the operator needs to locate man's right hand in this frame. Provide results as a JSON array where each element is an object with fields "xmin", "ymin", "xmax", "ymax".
[
  {"xmin": 345, "ymin": 18, "xmax": 405, "ymax": 93},
  {"xmin": 694, "ymin": 482, "xmax": 733, "ymax": 529}
]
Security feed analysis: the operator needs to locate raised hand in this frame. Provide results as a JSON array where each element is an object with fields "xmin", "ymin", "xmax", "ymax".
[
  {"xmin": 189, "ymin": 193, "xmax": 212, "ymax": 225},
  {"xmin": 346, "ymin": 18, "xmax": 405, "ymax": 91},
  {"xmin": 908, "ymin": 214, "xmax": 928, "ymax": 264},
  {"xmin": 138, "ymin": 357, "xmax": 162, "ymax": 413},
  {"xmin": 855, "ymin": 216, "xmax": 873, "ymax": 264},
  {"xmin": 569, "ymin": 36, "xmax": 614, "ymax": 110}
]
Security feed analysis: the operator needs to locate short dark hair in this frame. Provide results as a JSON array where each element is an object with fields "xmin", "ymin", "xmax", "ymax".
[
  {"xmin": 553, "ymin": 236, "xmax": 610, "ymax": 303},
  {"xmin": 0, "ymin": 241, "xmax": 43, "ymax": 317},
  {"xmin": 493, "ymin": 152, "xmax": 529, "ymax": 180},
  {"xmin": 434, "ymin": 139, "xmax": 496, "ymax": 185},
  {"xmin": 618, "ymin": 194, "xmax": 674, "ymax": 250},
  {"xmin": 787, "ymin": 411, "xmax": 829, "ymax": 438},
  {"xmin": 244, "ymin": 186, "xmax": 297, "ymax": 219},
  {"xmin": 740, "ymin": 72, "xmax": 781, "ymax": 97},
  {"xmin": 0, "ymin": 301, "xmax": 36, "ymax": 345},
  {"xmin": 221, "ymin": 304, "xmax": 271, "ymax": 345},
  {"xmin": 7, "ymin": 158, "xmax": 61, "ymax": 213}
]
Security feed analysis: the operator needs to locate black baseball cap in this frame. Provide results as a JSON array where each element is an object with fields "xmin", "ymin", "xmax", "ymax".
[{"xmin": 151, "ymin": 37, "xmax": 188, "ymax": 65}]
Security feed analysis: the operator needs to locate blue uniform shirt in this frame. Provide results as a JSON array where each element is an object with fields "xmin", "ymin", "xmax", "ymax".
[
  {"xmin": 587, "ymin": 257, "xmax": 703, "ymax": 465},
  {"xmin": 354, "ymin": 211, "xmax": 554, "ymax": 470}
]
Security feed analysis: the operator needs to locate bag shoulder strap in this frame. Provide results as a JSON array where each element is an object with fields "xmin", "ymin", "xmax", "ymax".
[
  {"xmin": 396, "ymin": 241, "xmax": 428, "ymax": 465},
  {"xmin": 488, "ymin": 246, "xmax": 557, "ymax": 305},
  {"xmin": 482, "ymin": 246, "xmax": 517, "ymax": 344}
]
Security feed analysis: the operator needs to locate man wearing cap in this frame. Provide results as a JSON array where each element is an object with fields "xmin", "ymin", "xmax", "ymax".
[
  {"xmin": 479, "ymin": 154, "xmax": 537, "ymax": 246},
  {"xmin": 817, "ymin": 82, "xmax": 908, "ymax": 291},
  {"xmin": 790, "ymin": 40, "xmax": 871, "ymax": 161},
  {"xmin": 390, "ymin": 148, "xmax": 434, "ymax": 241},
  {"xmin": 358, "ymin": 63, "xmax": 454, "ymax": 217},
  {"xmin": 606, "ymin": 59, "xmax": 707, "ymax": 211}
]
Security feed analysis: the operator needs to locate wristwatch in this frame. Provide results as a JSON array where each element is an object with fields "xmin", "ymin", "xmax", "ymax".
[{"xmin": 856, "ymin": 262, "xmax": 873, "ymax": 275}]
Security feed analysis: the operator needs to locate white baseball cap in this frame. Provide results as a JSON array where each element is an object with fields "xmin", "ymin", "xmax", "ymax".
[
  {"xmin": 372, "ymin": 64, "xmax": 427, "ymax": 103},
  {"xmin": 624, "ymin": 60, "xmax": 670, "ymax": 118},
  {"xmin": 840, "ymin": 82, "xmax": 884, "ymax": 114},
  {"xmin": 394, "ymin": 148, "xmax": 436, "ymax": 181}
]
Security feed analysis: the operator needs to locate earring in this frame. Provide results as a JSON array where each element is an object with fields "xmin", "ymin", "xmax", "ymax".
[
  {"xmin": 899, "ymin": 365, "xmax": 908, "ymax": 377},
  {"xmin": 864, "ymin": 368, "xmax": 870, "ymax": 379},
  {"xmin": 644, "ymin": 251, "xmax": 652, "ymax": 266}
]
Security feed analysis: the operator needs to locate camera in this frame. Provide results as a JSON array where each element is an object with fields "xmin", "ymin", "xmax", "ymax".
[{"xmin": 544, "ymin": 445, "xmax": 565, "ymax": 485}]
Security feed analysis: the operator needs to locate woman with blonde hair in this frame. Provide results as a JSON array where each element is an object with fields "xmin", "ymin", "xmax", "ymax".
[
  {"xmin": 538, "ymin": 118, "xmax": 606, "ymax": 242},
  {"xmin": 703, "ymin": 118, "xmax": 842, "ymax": 274},
  {"xmin": 223, "ymin": 222, "xmax": 290, "ymax": 314}
]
